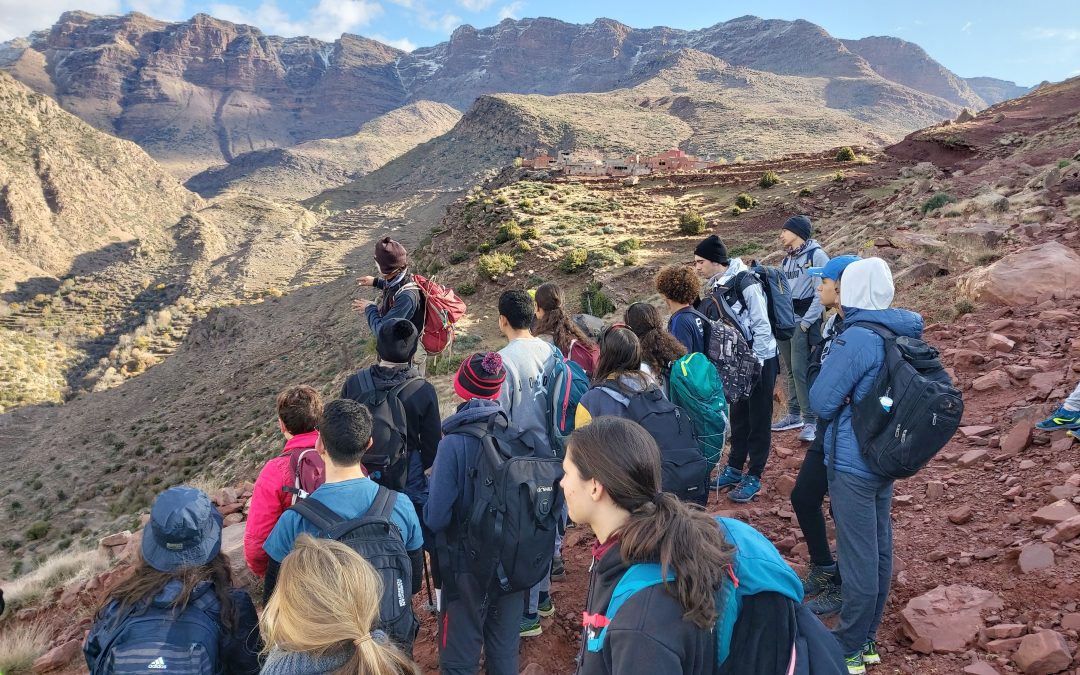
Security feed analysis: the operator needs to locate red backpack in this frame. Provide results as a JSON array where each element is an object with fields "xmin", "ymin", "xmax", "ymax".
[
  {"xmin": 281, "ymin": 447, "xmax": 326, "ymax": 505},
  {"xmin": 568, "ymin": 339, "xmax": 599, "ymax": 377},
  {"xmin": 403, "ymin": 274, "xmax": 467, "ymax": 355}
]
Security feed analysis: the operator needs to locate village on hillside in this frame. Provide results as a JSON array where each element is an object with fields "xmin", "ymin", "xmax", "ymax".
[{"xmin": 519, "ymin": 148, "xmax": 717, "ymax": 177}]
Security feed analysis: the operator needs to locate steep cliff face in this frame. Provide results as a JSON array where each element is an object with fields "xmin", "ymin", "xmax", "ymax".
[
  {"xmin": 841, "ymin": 36, "xmax": 987, "ymax": 109},
  {"xmin": 0, "ymin": 71, "xmax": 201, "ymax": 287},
  {"xmin": 5, "ymin": 11, "xmax": 408, "ymax": 177},
  {"xmin": 963, "ymin": 76, "xmax": 1032, "ymax": 106}
]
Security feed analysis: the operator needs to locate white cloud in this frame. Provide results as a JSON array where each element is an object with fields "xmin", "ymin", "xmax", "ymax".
[
  {"xmin": 497, "ymin": 1, "xmax": 524, "ymax": 20},
  {"xmin": 961, "ymin": 21, "xmax": 972, "ymax": 33},
  {"xmin": 208, "ymin": 0, "xmax": 383, "ymax": 40},
  {"xmin": 0, "ymin": 0, "xmax": 121, "ymax": 41},
  {"xmin": 459, "ymin": 0, "xmax": 494, "ymax": 10},
  {"xmin": 1027, "ymin": 27, "xmax": 1080, "ymax": 41},
  {"xmin": 415, "ymin": 8, "xmax": 461, "ymax": 33},
  {"xmin": 370, "ymin": 33, "xmax": 416, "ymax": 51}
]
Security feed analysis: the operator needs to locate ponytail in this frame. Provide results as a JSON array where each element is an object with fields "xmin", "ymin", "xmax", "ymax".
[
  {"xmin": 534, "ymin": 282, "xmax": 594, "ymax": 354},
  {"xmin": 568, "ymin": 418, "xmax": 732, "ymax": 628},
  {"xmin": 261, "ymin": 535, "xmax": 420, "ymax": 675},
  {"xmin": 625, "ymin": 302, "xmax": 686, "ymax": 375}
]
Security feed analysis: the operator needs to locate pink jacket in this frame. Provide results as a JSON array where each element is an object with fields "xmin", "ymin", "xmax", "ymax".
[{"xmin": 243, "ymin": 431, "xmax": 319, "ymax": 577}]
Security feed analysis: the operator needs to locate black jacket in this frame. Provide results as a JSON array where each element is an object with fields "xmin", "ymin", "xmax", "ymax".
[{"xmin": 577, "ymin": 542, "xmax": 718, "ymax": 675}]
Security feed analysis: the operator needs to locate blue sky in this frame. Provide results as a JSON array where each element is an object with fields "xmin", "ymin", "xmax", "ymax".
[{"xmin": 2, "ymin": 0, "xmax": 1077, "ymax": 86}]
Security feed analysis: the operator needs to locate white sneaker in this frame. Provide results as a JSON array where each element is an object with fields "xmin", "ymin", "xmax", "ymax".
[{"xmin": 798, "ymin": 424, "xmax": 817, "ymax": 443}]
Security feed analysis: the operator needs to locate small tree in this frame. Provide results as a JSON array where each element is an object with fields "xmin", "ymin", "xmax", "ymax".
[
  {"xmin": 678, "ymin": 210, "xmax": 706, "ymax": 235},
  {"xmin": 734, "ymin": 193, "xmax": 758, "ymax": 210}
]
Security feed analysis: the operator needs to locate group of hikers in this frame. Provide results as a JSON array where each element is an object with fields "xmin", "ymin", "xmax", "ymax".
[{"xmin": 76, "ymin": 216, "xmax": 1080, "ymax": 675}]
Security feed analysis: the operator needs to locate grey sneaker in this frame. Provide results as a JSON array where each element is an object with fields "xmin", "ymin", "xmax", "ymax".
[
  {"xmin": 802, "ymin": 562, "xmax": 838, "ymax": 596},
  {"xmin": 772, "ymin": 414, "xmax": 803, "ymax": 432},
  {"xmin": 807, "ymin": 581, "xmax": 842, "ymax": 617},
  {"xmin": 798, "ymin": 424, "xmax": 817, "ymax": 443}
]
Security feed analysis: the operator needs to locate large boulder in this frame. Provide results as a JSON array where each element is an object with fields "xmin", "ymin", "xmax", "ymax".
[
  {"xmin": 1013, "ymin": 630, "xmax": 1073, "ymax": 674},
  {"xmin": 900, "ymin": 585, "xmax": 1004, "ymax": 653},
  {"xmin": 958, "ymin": 241, "xmax": 1080, "ymax": 306},
  {"xmin": 220, "ymin": 522, "xmax": 253, "ymax": 585}
]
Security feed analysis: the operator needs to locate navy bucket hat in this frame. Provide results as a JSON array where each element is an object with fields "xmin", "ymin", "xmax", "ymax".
[{"xmin": 142, "ymin": 486, "xmax": 223, "ymax": 573}]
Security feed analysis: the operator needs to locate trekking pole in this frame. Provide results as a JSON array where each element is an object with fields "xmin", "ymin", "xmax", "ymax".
[{"xmin": 423, "ymin": 556, "xmax": 437, "ymax": 614}]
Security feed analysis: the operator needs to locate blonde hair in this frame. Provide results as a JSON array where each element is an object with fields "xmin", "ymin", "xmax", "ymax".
[{"xmin": 261, "ymin": 535, "xmax": 419, "ymax": 675}]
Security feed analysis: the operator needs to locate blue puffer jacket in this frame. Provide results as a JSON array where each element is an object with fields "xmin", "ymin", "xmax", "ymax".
[{"xmin": 809, "ymin": 306, "xmax": 924, "ymax": 480}]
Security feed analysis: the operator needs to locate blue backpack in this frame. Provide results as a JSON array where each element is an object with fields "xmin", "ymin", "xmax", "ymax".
[
  {"xmin": 667, "ymin": 353, "xmax": 729, "ymax": 472},
  {"xmin": 86, "ymin": 587, "xmax": 221, "ymax": 674},
  {"xmin": 544, "ymin": 344, "xmax": 589, "ymax": 457},
  {"xmin": 585, "ymin": 518, "xmax": 814, "ymax": 669},
  {"xmin": 731, "ymin": 264, "xmax": 797, "ymax": 341}
]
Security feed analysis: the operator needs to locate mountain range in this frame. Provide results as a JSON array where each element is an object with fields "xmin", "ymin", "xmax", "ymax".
[{"xmin": 1, "ymin": 12, "xmax": 1029, "ymax": 182}]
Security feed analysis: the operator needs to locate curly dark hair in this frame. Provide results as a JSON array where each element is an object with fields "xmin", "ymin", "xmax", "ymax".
[
  {"xmin": 655, "ymin": 265, "xmax": 701, "ymax": 305},
  {"xmin": 625, "ymin": 302, "xmax": 686, "ymax": 375}
]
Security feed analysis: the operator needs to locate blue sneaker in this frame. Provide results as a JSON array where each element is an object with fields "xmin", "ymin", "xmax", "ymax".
[
  {"xmin": 728, "ymin": 475, "xmax": 761, "ymax": 503},
  {"xmin": 1036, "ymin": 405, "xmax": 1080, "ymax": 430},
  {"xmin": 845, "ymin": 652, "xmax": 866, "ymax": 675},
  {"xmin": 520, "ymin": 614, "xmax": 542, "ymax": 637},
  {"xmin": 862, "ymin": 640, "xmax": 881, "ymax": 665},
  {"xmin": 712, "ymin": 465, "xmax": 743, "ymax": 490}
]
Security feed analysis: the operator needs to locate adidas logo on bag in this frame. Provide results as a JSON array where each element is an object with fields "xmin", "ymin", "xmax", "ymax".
[{"xmin": 147, "ymin": 656, "xmax": 167, "ymax": 670}]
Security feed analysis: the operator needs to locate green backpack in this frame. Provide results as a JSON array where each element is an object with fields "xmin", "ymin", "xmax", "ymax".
[{"xmin": 668, "ymin": 353, "xmax": 729, "ymax": 472}]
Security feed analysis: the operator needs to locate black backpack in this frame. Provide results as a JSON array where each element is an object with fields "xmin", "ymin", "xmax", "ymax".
[
  {"xmin": 288, "ymin": 489, "xmax": 418, "ymax": 648},
  {"xmin": 455, "ymin": 413, "xmax": 564, "ymax": 594},
  {"xmin": 690, "ymin": 300, "xmax": 761, "ymax": 403},
  {"xmin": 346, "ymin": 370, "xmax": 425, "ymax": 491},
  {"xmin": 599, "ymin": 382, "xmax": 709, "ymax": 505},
  {"xmin": 849, "ymin": 322, "xmax": 964, "ymax": 479}
]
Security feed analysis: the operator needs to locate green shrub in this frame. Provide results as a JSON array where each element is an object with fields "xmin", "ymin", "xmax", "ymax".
[
  {"xmin": 519, "ymin": 199, "xmax": 534, "ymax": 210},
  {"xmin": 457, "ymin": 282, "xmax": 476, "ymax": 296},
  {"xmin": 25, "ymin": 520, "xmax": 50, "ymax": 541},
  {"xmin": 587, "ymin": 247, "xmax": 620, "ymax": 267},
  {"xmin": 1058, "ymin": 159, "xmax": 1071, "ymax": 169},
  {"xmin": 478, "ymin": 242, "xmax": 492, "ymax": 254},
  {"xmin": 729, "ymin": 242, "xmax": 762, "ymax": 257},
  {"xmin": 495, "ymin": 195, "xmax": 508, "ymax": 205},
  {"xmin": 758, "ymin": 171, "xmax": 780, "ymax": 188},
  {"xmin": 495, "ymin": 220, "xmax": 523, "ymax": 244},
  {"xmin": 580, "ymin": 282, "xmax": 616, "ymax": 317},
  {"xmin": 541, "ymin": 241, "xmax": 559, "ymax": 251},
  {"xmin": 831, "ymin": 171, "xmax": 845, "ymax": 182},
  {"xmin": 622, "ymin": 253, "xmax": 640, "ymax": 266},
  {"xmin": 614, "ymin": 237, "xmax": 642, "ymax": 254},
  {"xmin": 678, "ymin": 210, "xmax": 706, "ymax": 235},
  {"xmin": 734, "ymin": 193, "xmax": 758, "ymax": 209},
  {"xmin": 730, "ymin": 206, "xmax": 743, "ymax": 216},
  {"xmin": 953, "ymin": 299, "xmax": 975, "ymax": 317},
  {"xmin": 477, "ymin": 253, "xmax": 516, "ymax": 279},
  {"xmin": 836, "ymin": 146, "xmax": 856, "ymax": 162},
  {"xmin": 798, "ymin": 187, "xmax": 813, "ymax": 197},
  {"xmin": 523, "ymin": 226, "xmax": 540, "ymax": 240},
  {"xmin": 449, "ymin": 251, "xmax": 470, "ymax": 264},
  {"xmin": 514, "ymin": 240, "xmax": 532, "ymax": 255},
  {"xmin": 921, "ymin": 192, "xmax": 956, "ymax": 214},
  {"xmin": 560, "ymin": 249, "xmax": 589, "ymax": 273}
]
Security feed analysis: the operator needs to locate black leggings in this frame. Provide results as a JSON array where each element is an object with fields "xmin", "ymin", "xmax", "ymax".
[
  {"xmin": 727, "ymin": 355, "xmax": 780, "ymax": 477},
  {"xmin": 790, "ymin": 423, "xmax": 835, "ymax": 568}
]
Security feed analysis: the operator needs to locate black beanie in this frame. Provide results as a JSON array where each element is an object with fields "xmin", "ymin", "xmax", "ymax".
[
  {"xmin": 782, "ymin": 215, "xmax": 812, "ymax": 242},
  {"xmin": 694, "ymin": 234, "xmax": 728, "ymax": 264},
  {"xmin": 376, "ymin": 318, "xmax": 418, "ymax": 363}
]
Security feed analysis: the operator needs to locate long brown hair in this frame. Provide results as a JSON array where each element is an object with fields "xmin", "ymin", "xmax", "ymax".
[
  {"xmin": 261, "ymin": 535, "xmax": 419, "ymax": 675},
  {"xmin": 534, "ymin": 282, "xmax": 595, "ymax": 354},
  {"xmin": 96, "ymin": 548, "xmax": 237, "ymax": 629},
  {"xmin": 593, "ymin": 325, "xmax": 651, "ymax": 388},
  {"xmin": 568, "ymin": 418, "xmax": 733, "ymax": 627},
  {"xmin": 625, "ymin": 302, "xmax": 686, "ymax": 374}
]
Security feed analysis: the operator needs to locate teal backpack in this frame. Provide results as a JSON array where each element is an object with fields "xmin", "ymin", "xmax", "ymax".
[
  {"xmin": 584, "ymin": 517, "xmax": 804, "ymax": 668},
  {"xmin": 668, "ymin": 353, "xmax": 729, "ymax": 472}
]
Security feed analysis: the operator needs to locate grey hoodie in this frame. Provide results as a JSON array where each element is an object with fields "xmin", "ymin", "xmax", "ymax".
[
  {"xmin": 497, "ymin": 336, "xmax": 557, "ymax": 455},
  {"xmin": 781, "ymin": 238, "xmax": 830, "ymax": 327},
  {"xmin": 708, "ymin": 258, "xmax": 778, "ymax": 364}
]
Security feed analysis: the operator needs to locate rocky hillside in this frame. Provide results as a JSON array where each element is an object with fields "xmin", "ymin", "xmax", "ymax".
[
  {"xmin": 965, "ymin": 77, "xmax": 1033, "ymax": 106},
  {"xmin": 1, "ymin": 12, "xmax": 1029, "ymax": 183},
  {"xmin": 0, "ymin": 71, "xmax": 201, "ymax": 290},
  {"xmin": 184, "ymin": 101, "xmax": 461, "ymax": 201}
]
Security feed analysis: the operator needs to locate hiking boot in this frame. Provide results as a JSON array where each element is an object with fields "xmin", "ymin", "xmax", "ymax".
[
  {"xmin": 772, "ymin": 414, "xmax": 803, "ymax": 432},
  {"xmin": 537, "ymin": 595, "xmax": 555, "ymax": 618},
  {"xmin": 712, "ymin": 465, "xmax": 743, "ymax": 490},
  {"xmin": 520, "ymin": 614, "xmax": 542, "ymax": 637},
  {"xmin": 1036, "ymin": 405, "xmax": 1080, "ymax": 431},
  {"xmin": 806, "ymin": 581, "xmax": 842, "ymax": 617},
  {"xmin": 550, "ymin": 556, "xmax": 565, "ymax": 580},
  {"xmin": 845, "ymin": 652, "xmax": 866, "ymax": 675},
  {"xmin": 798, "ymin": 423, "xmax": 817, "ymax": 443},
  {"xmin": 802, "ymin": 562, "xmax": 838, "ymax": 596},
  {"xmin": 862, "ymin": 641, "xmax": 881, "ymax": 665},
  {"xmin": 728, "ymin": 475, "xmax": 761, "ymax": 503}
]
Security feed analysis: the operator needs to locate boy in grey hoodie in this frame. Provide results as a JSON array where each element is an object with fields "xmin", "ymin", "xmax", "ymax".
[
  {"xmin": 774, "ymin": 215, "xmax": 830, "ymax": 443},
  {"xmin": 693, "ymin": 235, "xmax": 780, "ymax": 503}
]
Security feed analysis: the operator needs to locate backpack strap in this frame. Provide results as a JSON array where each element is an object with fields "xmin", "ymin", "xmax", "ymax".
[
  {"xmin": 850, "ymin": 321, "xmax": 896, "ymax": 340},
  {"xmin": 359, "ymin": 368, "xmax": 377, "ymax": 394},
  {"xmin": 288, "ymin": 497, "xmax": 346, "ymax": 534},
  {"xmin": 362, "ymin": 485, "xmax": 399, "ymax": 521},
  {"xmin": 283, "ymin": 447, "xmax": 320, "ymax": 503},
  {"xmin": 584, "ymin": 563, "xmax": 672, "ymax": 653}
]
